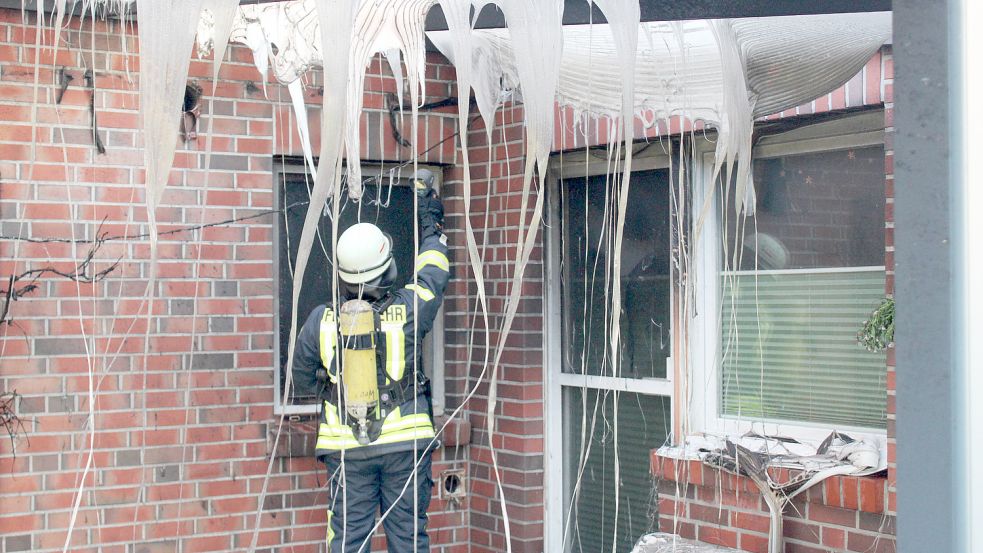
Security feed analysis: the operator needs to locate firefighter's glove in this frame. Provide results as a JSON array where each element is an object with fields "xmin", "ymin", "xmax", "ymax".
[{"xmin": 418, "ymin": 188, "xmax": 445, "ymax": 238}]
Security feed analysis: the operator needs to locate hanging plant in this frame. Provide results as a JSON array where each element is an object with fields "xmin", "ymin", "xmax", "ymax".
[{"xmin": 858, "ymin": 297, "xmax": 895, "ymax": 352}]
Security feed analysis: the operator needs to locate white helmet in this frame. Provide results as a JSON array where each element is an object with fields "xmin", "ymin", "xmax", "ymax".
[{"xmin": 337, "ymin": 223, "xmax": 393, "ymax": 284}]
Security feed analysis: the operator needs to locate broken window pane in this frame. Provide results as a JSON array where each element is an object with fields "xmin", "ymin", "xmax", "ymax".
[
  {"xmin": 561, "ymin": 169, "xmax": 672, "ymax": 379},
  {"xmin": 720, "ymin": 145, "xmax": 888, "ymax": 429}
]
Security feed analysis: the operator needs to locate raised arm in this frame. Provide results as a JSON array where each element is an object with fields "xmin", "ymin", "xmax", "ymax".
[{"xmin": 400, "ymin": 185, "xmax": 450, "ymax": 335}]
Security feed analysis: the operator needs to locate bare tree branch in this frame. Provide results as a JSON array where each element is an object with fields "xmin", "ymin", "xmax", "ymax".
[
  {"xmin": 0, "ymin": 391, "xmax": 28, "ymax": 454},
  {"xmin": 0, "ymin": 220, "xmax": 121, "ymax": 326}
]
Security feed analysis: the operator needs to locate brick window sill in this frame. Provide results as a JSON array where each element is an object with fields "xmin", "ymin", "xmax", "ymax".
[{"xmin": 651, "ymin": 451, "xmax": 888, "ymax": 515}]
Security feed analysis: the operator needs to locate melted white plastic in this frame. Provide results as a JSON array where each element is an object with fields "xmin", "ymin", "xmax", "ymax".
[
  {"xmin": 287, "ymin": 78, "xmax": 318, "ymax": 180},
  {"xmin": 136, "ymin": 0, "xmax": 206, "ymax": 212},
  {"xmin": 343, "ymin": 0, "xmax": 432, "ymax": 198},
  {"xmin": 485, "ymin": 4, "xmax": 566, "ymax": 550},
  {"xmin": 581, "ymin": 4, "xmax": 640, "ymax": 552}
]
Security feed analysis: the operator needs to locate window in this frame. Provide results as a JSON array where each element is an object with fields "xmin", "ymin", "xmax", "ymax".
[
  {"xmin": 562, "ymin": 171, "xmax": 673, "ymax": 380},
  {"xmin": 691, "ymin": 111, "xmax": 888, "ymax": 439},
  {"xmin": 545, "ymin": 155, "xmax": 674, "ymax": 552},
  {"xmin": 273, "ymin": 164, "xmax": 445, "ymax": 413}
]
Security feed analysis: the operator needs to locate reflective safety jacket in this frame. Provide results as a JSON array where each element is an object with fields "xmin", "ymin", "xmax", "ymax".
[{"xmin": 292, "ymin": 232, "xmax": 450, "ymax": 461}]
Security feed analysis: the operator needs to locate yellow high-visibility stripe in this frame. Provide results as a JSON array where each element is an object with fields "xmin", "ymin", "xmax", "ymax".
[
  {"xmin": 319, "ymin": 413, "xmax": 432, "ymax": 436},
  {"xmin": 404, "ymin": 284, "xmax": 435, "ymax": 301},
  {"xmin": 382, "ymin": 325, "xmax": 405, "ymax": 380},
  {"xmin": 319, "ymin": 309, "xmax": 338, "ymax": 382},
  {"xmin": 381, "ymin": 305, "xmax": 406, "ymax": 380},
  {"xmin": 317, "ymin": 404, "xmax": 434, "ymax": 451},
  {"xmin": 326, "ymin": 509, "xmax": 335, "ymax": 546},
  {"xmin": 322, "ymin": 404, "xmax": 431, "ymax": 430},
  {"xmin": 415, "ymin": 250, "xmax": 449, "ymax": 272},
  {"xmin": 316, "ymin": 426, "xmax": 436, "ymax": 450}
]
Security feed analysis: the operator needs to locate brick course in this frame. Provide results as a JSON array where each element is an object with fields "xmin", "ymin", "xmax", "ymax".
[{"xmin": 654, "ymin": 457, "xmax": 896, "ymax": 553}]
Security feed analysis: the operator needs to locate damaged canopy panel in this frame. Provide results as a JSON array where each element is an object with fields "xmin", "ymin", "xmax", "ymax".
[
  {"xmin": 88, "ymin": 0, "xmax": 890, "ymax": 211},
  {"xmin": 429, "ymin": 12, "xmax": 891, "ymax": 123},
  {"xmin": 219, "ymin": 2, "xmax": 889, "ymax": 212}
]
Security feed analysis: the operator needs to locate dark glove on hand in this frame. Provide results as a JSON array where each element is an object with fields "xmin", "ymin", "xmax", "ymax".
[{"xmin": 418, "ymin": 189, "xmax": 444, "ymax": 238}]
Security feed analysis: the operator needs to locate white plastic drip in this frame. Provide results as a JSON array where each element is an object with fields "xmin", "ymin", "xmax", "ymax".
[
  {"xmin": 136, "ymin": 0, "xmax": 206, "ymax": 214},
  {"xmin": 707, "ymin": 19, "xmax": 753, "ymax": 216},
  {"xmin": 496, "ymin": 0, "xmax": 563, "ymax": 172},
  {"xmin": 585, "ymin": 3, "xmax": 640, "ymax": 552},
  {"xmin": 287, "ymin": 78, "xmax": 318, "ymax": 180},
  {"xmin": 383, "ymin": 47, "xmax": 406, "ymax": 107},
  {"xmin": 201, "ymin": 0, "xmax": 240, "ymax": 76},
  {"xmin": 343, "ymin": 0, "xmax": 433, "ymax": 198},
  {"xmin": 436, "ymin": 0, "xmax": 491, "ymax": 377},
  {"xmin": 132, "ymin": 0, "xmax": 206, "ymax": 378},
  {"xmin": 51, "ymin": 0, "xmax": 68, "ymax": 50},
  {"xmin": 242, "ymin": 21, "xmax": 271, "ymax": 85}
]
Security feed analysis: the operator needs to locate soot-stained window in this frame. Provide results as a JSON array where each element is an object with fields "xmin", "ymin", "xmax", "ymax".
[
  {"xmin": 561, "ymin": 169, "xmax": 672, "ymax": 379},
  {"xmin": 275, "ymin": 168, "xmax": 422, "ymax": 405}
]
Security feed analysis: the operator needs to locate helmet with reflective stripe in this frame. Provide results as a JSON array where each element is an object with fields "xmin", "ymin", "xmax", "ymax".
[{"xmin": 337, "ymin": 223, "xmax": 393, "ymax": 284}]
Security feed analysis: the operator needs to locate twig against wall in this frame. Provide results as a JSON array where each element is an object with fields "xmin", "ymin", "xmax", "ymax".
[
  {"xmin": 0, "ymin": 220, "xmax": 120, "ymax": 326},
  {"xmin": 0, "ymin": 390, "xmax": 28, "ymax": 453}
]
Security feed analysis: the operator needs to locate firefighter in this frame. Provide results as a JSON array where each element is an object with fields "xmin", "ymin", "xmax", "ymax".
[{"xmin": 291, "ymin": 169, "xmax": 449, "ymax": 553}]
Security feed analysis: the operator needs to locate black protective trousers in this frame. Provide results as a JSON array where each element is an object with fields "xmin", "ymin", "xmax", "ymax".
[{"xmin": 324, "ymin": 449, "xmax": 434, "ymax": 553}]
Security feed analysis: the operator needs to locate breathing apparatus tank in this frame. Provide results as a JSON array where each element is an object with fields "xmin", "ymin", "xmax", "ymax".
[{"xmin": 338, "ymin": 299, "xmax": 379, "ymax": 445}]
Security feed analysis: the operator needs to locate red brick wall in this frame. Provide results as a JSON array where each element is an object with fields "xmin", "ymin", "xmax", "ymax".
[
  {"xmin": 0, "ymin": 9, "xmax": 465, "ymax": 553},
  {"xmin": 442, "ymin": 103, "xmax": 546, "ymax": 553},
  {"xmin": 653, "ymin": 457, "xmax": 895, "ymax": 553}
]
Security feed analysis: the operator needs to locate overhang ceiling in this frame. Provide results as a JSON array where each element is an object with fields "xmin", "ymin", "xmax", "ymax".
[{"xmin": 5, "ymin": 0, "xmax": 892, "ymax": 27}]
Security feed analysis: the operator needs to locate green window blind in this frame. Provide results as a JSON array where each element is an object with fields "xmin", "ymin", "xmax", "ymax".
[
  {"xmin": 720, "ymin": 268, "xmax": 887, "ymax": 429},
  {"xmin": 562, "ymin": 388, "xmax": 670, "ymax": 552}
]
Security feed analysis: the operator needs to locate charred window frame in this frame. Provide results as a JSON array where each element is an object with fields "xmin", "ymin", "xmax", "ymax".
[{"xmin": 272, "ymin": 161, "xmax": 446, "ymax": 415}]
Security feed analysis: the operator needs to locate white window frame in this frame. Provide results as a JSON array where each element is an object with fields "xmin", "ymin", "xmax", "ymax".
[
  {"xmin": 273, "ymin": 162, "xmax": 446, "ymax": 416},
  {"xmin": 543, "ymin": 150, "xmax": 675, "ymax": 553},
  {"xmin": 688, "ymin": 110, "xmax": 889, "ymax": 449}
]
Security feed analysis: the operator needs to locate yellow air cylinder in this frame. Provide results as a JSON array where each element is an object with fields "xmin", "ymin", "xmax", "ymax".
[{"xmin": 339, "ymin": 299, "xmax": 379, "ymax": 444}]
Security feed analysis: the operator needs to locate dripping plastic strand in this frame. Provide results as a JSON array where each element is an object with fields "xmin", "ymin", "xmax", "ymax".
[{"xmin": 172, "ymin": 0, "xmax": 238, "ymax": 532}]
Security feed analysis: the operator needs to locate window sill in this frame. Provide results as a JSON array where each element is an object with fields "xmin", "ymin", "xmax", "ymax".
[{"xmin": 651, "ymin": 451, "xmax": 888, "ymax": 515}]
